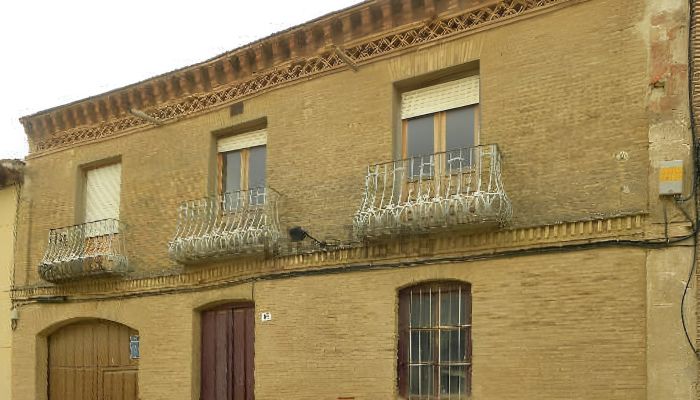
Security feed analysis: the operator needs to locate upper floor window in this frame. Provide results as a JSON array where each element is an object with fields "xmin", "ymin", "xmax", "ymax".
[
  {"xmin": 83, "ymin": 162, "xmax": 121, "ymax": 235},
  {"xmin": 401, "ymin": 76, "xmax": 480, "ymax": 175},
  {"xmin": 217, "ymin": 128, "xmax": 267, "ymax": 207},
  {"xmin": 398, "ymin": 281, "xmax": 472, "ymax": 399}
]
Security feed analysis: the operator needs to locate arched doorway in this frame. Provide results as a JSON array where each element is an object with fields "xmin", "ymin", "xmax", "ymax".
[{"xmin": 48, "ymin": 319, "xmax": 138, "ymax": 400}]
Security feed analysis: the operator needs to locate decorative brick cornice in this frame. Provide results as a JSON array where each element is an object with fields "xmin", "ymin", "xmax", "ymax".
[
  {"xmin": 12, "ymin": 214, "xmax": 648, "ymax": 302},
  {"xmin": 22, "ymin": 0, "xmax": 574, "ymax": 156}
]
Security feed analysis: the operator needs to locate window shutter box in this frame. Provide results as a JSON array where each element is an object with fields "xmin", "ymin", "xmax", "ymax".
[
  {"xmin": 217, "ymin": 128, "xmax": 268, "ymax": 153},
  {"xmin": 401, "ymin": 76, "xmax": 480, "ymax": 119},
  {"xmin": 85, "ymin": 163, "xmax": 122, "ymax": 227}
]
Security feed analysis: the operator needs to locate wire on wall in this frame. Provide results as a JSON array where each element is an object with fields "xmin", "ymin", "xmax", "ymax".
[{"xmin": 680, "ymin": 0, "xmax": 700, "ymax": 357}]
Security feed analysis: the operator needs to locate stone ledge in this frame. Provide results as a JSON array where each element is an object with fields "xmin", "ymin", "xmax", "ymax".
[{"xmin": 12, "ymin": 213, "xmax": 650, "ymax": 301}]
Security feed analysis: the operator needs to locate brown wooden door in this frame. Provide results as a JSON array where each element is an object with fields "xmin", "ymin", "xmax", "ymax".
[
  {"xmin": 201, "ymin": 304, "xmax": 254, "ymax": 400},
  {"xmin": 49, "ymin": 320, "xmax": 138, "ymax": 400}
]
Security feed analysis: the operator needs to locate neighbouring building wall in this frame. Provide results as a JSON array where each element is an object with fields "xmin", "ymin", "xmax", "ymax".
[
  {"xmin": 0, "ymin": 184, "xmax": 18, "ymax": 400},
  {"xmin": 12, "ymin": 248, "xmax": 646, "ymax": 400},
  {"xmin": 642, "ymin": 0, "xmax": 699, "ymax": 398},
  {"xmin": 648, "ymin": 246, "xmax": 697, "ymax": 400}
]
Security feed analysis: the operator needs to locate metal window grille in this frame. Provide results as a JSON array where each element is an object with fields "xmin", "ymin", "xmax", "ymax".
[{"xmin": 399, "ymin": 282, "xmax": 472, "ymax": 399}]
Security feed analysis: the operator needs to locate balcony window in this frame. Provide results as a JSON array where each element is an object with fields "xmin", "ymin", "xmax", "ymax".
[
  {"xmin": 168, "ymin": 128, "xmax": 278, "ymax": 263},
  {"xmin": 39, "ymin": 162, "xmax": 128, "ymax": 282},
  {"xmin": 84, "ymin": 162, "xmax": 121, "ymax": 234},
  {"xmin": 402, "ymin": 76, "xmax": 480, "ymax": 177},
  {"xmin": 218, "ymin": 129, "xmax": 267, "ymax": 208},
  {"xmin": 354, "ymin": 76, "xmax": 511, "ymax": 238}
]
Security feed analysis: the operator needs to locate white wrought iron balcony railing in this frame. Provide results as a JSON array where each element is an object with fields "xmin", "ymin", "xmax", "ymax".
[
  {"xmin": 39, "ymin": 219, "xmax": 129, "ymax": 283},
  {"xmin": 168, "ymin": 187, "xmax": 280, "ymax": 264},
  {"xmin": 354, "ymin": 144, "xmax": 512, "ymax": 238}
]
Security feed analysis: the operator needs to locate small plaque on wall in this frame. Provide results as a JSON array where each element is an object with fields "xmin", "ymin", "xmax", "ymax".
[{"xmin": 130, "ymin": 335, "xmax": 140, "ymax": 359}]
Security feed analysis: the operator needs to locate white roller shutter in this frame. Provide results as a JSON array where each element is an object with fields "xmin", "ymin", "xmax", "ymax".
[
  {"xmin": 85, "ymin": 163, "xmax": 121, "ymax": 225},
  {"xmin": 401, "ymin": 76, "xmax": 480, "ymax": 119},
  {"xmin": 217, "ymin": 128, "xmax": 267, "ymax": 153}
]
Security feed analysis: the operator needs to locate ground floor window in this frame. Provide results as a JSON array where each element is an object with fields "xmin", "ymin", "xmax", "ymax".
[{"xmin": 398, "ymin": 282, "xmax": 472, "ymax": 399}]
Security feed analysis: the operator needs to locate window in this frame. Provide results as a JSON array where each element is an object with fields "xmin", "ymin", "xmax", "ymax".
[
  {"xmin": 200, "ymin": 303, "xmax": 255, "ymax": 400},
  {"xmin": 401, "ymin": 76, "xmax": 480, "ymax": 176},
  {"xmin": 398, "ymin": 282, "xmax": 472, "ymax": 399},
  {"xmin": 83, "ymin": 162, "xmax": 121, "ymax": 236},
  {"xmin": 217, "ymin": 128, "xmax": 267, "ymax": 207}
]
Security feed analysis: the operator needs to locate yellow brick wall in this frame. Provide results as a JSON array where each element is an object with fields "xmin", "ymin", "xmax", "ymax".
[
  {"xmin": 11, "ymin": 0, "xmax": 699, "ymax": 398},
  {"xmin": 15, "ymin": 0, "xmax": 653, "ymax": 285},
  {"xmin": 0, "ymin": 186, "xmax": 17, "ymax": 400},
  {"xmin": 12, "ymin": 248, "xmax": 646, "ymax": 400}
]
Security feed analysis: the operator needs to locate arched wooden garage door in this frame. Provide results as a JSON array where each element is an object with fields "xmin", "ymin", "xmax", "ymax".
[{"xmin": 49, "ymin": 319, "xmax": 138, "ymax": 400}]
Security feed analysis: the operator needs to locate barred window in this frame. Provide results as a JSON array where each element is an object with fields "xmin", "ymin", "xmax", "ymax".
[{"xmin": 398, "ymin": 282, "xmax": 472, "ymax": 399}]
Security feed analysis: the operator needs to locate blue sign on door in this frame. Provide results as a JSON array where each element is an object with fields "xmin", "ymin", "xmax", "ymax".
[{"xmin": 129, "ymin": 335, "xmax": 140, "ymax": 359}]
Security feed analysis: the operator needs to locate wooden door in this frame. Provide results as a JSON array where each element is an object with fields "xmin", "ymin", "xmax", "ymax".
[
  {"xmin": 49, "ymin": 320, "xmax": 138, "ymax": 400},
  {"xmin": 201, "ymin": 304, "xmax": 254, "ymax": 400}
]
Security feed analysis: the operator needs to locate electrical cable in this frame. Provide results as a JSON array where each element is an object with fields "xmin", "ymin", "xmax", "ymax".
[
  {"xmin": 12, "ymin": 231, "xmax": 698, "ymax": 305},
  {"xmin": 9, "ymin": 180, "xmax": 21, "ymax": 292},
  {"xmin": 663, "ymin": 199, "xmax": 669, "ymax": 243},
  {"xmin": 13, "ymin": 4, "xmax": 700, "ymax": 360},
  {"xmin": 679, "ymin": 0, "xmax": 700, "ymax": 356},
  {"xmin": 681, "ymin": 223, "xmax": 698, "ymax": 355}
]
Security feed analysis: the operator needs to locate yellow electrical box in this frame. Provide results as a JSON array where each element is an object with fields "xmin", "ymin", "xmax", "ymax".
[{"xmin": 659, "ymin": 160, "xmax": 683, "ymax": 195}]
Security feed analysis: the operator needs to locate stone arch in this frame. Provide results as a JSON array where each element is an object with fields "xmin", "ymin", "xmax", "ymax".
[{"xmin": 396, "ymin": 278, "xmax": 472, "ymax": 293}]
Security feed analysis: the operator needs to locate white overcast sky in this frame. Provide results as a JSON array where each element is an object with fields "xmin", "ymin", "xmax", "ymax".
[{"xmin": 0, "ymin": 0, "xmax": 362, "ymax": 160}]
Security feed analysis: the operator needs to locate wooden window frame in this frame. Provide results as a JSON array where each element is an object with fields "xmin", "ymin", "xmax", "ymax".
[
  {"xmin": 218, "ymin": 148, "xmax": 254, "ymax": 195},
  {"xmin": 398, "ymin": 281, "xmax": 472, "ymax": 399},
  {"xmin": 400, "ymin": 105, "xmax": 479, "ymax": 200},
  {"xmin": 215, "ymin": 125, "xmax": 267, "ymax": 197},
  {"xmin": 216, "ymin": 144, "xmax": 267, "ymax": 203},
  {"xmin": 400, "ymin": 105, "xmax": 480, "ymax": 160}
]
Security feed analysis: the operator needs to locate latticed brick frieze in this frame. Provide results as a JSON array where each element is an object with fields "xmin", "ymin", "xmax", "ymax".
[{"xmin": 33, "ymin": 0, "xmax": 567, "ymax": 154}]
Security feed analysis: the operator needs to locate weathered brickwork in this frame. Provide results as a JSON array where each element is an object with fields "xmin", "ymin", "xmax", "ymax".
[
  {"xmin": 20, "ymin": 0, "xmax": 577, "ymax": 153},
  {"xmin": 9, "ymin": 0, "xmax": 700, "ymax": 399},
  {"xmin": 0, "ymin": 186, "xmax": 18, "ymax": 400},
  {"xmin": 693, "ymin": 0, "xmax": 700, "ymax": 397},
  {"xmin": 16, "ymin": 0, "xmax": 654, "ymax": 284},
  {"xmin": 13, "ymin": 249, "xmax": 646, "ymax": 400}
]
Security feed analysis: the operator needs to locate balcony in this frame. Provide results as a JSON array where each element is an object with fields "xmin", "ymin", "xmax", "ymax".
[
  {"xmin": 39, "ymin": 219, "xmax": 129, "ymax": 283},
  {"xmin": 354, "ymin": 144, "xmax": 512, "ymax": 238},
  {"xmin": 168, "ymin": 187, "xmax": 280, "ymax": 264}
]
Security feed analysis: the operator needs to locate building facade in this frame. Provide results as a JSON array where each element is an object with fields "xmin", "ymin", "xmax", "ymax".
[
  {"xmin": 10, "ymin": 0, "xmax": 700, "ymax": 399},
  {"xmin": 1, "ymin": 160, "xmax": 23, "ymax": 400}
]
